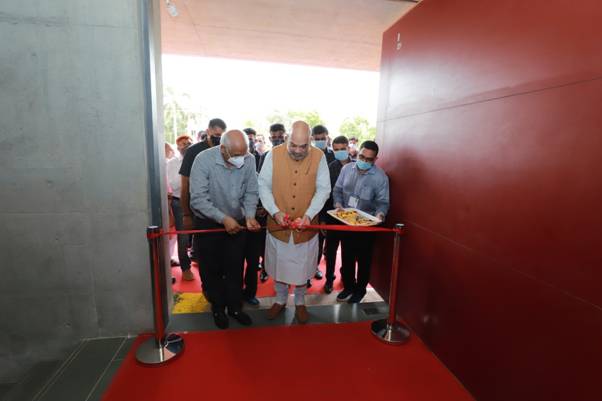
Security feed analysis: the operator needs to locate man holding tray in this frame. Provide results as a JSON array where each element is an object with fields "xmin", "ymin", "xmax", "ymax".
[
  {"xmin": 333, "ymin": 140, "xmax": 390, "ymax": 303},
  {"xmin": 258, "ymin": 121, "xmax": 331, "ymax": 323}
]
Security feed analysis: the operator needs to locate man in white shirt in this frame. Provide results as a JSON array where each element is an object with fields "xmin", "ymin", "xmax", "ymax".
[
  {"xmin": 258, "ymin": 121, "xmax": 330, "ymax": 323},
  {"xmin": 167, "ymin": 135, "xmax": 194, "ymax": 280}
]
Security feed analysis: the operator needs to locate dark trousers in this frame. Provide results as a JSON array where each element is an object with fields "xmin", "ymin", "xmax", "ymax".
[
  {"xmin": 324, "ymin": 230, "xmax": 341, "ymax": 284},
  {"xmin": 341, "ymin": 232, "xmax": 375, "ymax": 293},
  {"xmin": 317, "ymin": 232, "xmax": 325, "ymax": 267},
  {"xmin": 193, "ymin": 217, "xmax": 246, "ymax": 312},
  {"xmin": 170, "ymin": 198, "xmax": 191, "ymax": 271},
  {"xmin": 243, "ymin": 229, "xmax": 264, "ymax": 299}
]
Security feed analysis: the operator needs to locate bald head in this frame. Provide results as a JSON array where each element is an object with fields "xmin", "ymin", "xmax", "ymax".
[
  {"xmin": 287, "ymin": 121, "xmax": 311, "ymax": 161},
  {"xmin": 220, "ymin": 130, "xmax": 248, "ymax": 156},
  {"xmin": 290, "ymin": 121, "xmax": 310, "ymax": 142}
]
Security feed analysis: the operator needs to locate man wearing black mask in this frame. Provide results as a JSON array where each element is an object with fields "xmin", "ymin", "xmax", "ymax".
[
  {"xmin": 180, "ymin": 118, "xmax": 227, "ymax": 231},
  {"xmin": 179, "ymin": 118, "xmax": 226, "ymax": 298}
]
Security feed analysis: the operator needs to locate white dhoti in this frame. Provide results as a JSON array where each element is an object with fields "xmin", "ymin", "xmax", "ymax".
[{"xmin": 264, "ymin": 232, "xmax": 318, "ymax": 286}]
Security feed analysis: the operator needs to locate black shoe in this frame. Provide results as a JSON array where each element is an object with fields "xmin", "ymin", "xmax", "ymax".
[
  {"xmin": 324, "ymin": 282, "xmax": 333, "ymax": 294},
  {"xmin": 314, "ymin": 269, "xmax": 323, "ymax": 280},
  {"xmin": 348, "ymin": 290, "xmax": 367, "ymax": 304},
  {"xmin": 244, "ymin": 296, "xmax": 260, "ymax": 306},
  {"xmin": 306, "ymin": 279, "xmax": 312, "ymax": 288},
  {"xmin": 260, "ymin": 269, "xmax": 269, "ymax": 283},
  {"xmin": 170, "ymin": 259, "xmax": 180, "ymax": 267},
  {"xmin": 228, "ymin": 310, "xmax": 253, "ymax": 326},
  {"xmin": 336, "ymin": 288, "xmax": 354, "ymax": 302},
  {"xmin": 212, "ymin": 311, "xmax": 229, "ymax": 329}
]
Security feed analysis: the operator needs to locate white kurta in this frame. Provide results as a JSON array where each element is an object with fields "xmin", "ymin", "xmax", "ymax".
[
  {"xmin": 265, "ymin": 233, "xmax": 318, "ymax": 285},
  {"xmin": 258, "ymin": 148, "xmax": 331, "ymax": 285}
]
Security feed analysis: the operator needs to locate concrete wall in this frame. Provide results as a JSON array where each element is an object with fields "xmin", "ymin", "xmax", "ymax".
[{"xmin": 0, "ymin": 0, "xmax": 165, "ymax": 383}]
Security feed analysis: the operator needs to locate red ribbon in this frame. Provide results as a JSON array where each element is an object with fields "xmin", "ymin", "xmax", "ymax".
[{"xmin": 147, "ymin": 223, "xmax": 402, "ymax": 239}]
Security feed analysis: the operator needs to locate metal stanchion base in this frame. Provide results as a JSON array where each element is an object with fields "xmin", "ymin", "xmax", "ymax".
[
  {"xmin": 371, "ymin": 319, "xmax": 411, "ymax": 345},
  {"xmin": 136, "ymin": 333, "xmax": 184, "ymax": 364}
]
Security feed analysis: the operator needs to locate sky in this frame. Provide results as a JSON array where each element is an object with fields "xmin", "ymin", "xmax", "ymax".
[{"xmin": 161, "ymin": 55, "xmax": 380, "ymax": 136}]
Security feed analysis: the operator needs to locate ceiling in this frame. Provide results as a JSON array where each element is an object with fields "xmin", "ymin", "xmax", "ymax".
[{"xmin": 160, "ymin": 0, "xmax": 416, "ymax": 71}]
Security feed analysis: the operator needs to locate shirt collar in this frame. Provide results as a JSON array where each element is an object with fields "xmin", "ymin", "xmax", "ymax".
[{"xmin": 215, "ymin": 147, "xmax": 228, "ymax": 167}]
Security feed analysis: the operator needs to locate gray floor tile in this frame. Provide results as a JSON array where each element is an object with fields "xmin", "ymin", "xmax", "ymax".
[
  {"xmin": 37, "ymin": 338, "xmax": 125, "ymax": 401},
  {"xmin": 113, "ymin": 337, "xmax": 136, "ymax": 361},
  {"xmin": 84, "ymin": 360, "xmax": 121, "ymax": 401}
]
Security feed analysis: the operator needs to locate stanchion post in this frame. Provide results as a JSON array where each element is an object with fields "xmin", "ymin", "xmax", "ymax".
[
  {"xmin": 371, "ymin": 223, "xmax": 411, "ymax": 345},
  {"xmin": 136, "ymin": 226, "xmax": 184, "ymax": 364}
]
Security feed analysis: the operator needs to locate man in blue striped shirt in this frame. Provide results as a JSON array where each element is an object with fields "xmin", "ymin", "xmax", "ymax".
[{"xmin": 333, "ymin": 140, "xmax": 390, "ymax": 303}]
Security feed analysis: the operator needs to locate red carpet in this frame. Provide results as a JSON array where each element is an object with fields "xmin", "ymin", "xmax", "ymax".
[
  {"xmin": 102, "ymin": 322, "xmax": 473, "ymax": 401},
  {"xmin": 171, "ymin": 253, "xmax": 345, "ymax": 297}
]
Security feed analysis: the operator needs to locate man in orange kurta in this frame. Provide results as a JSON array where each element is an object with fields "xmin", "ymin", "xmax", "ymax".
[{"xmin": 258, "ymin": 121, "xmax": 331, "ymax": 323}]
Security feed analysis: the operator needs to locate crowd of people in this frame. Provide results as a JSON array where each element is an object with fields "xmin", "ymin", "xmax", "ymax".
[{"xmin": 165, "ymin": 118, "xmax": 390, "ymax": 329}]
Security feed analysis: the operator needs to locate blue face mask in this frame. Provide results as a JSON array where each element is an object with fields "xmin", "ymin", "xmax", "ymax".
[
  {"xmin": 313, "ymin": 140, "xmax": 327, "ymax": 149},
  {"xmin": 334, "ymin": 150, "xmax": 349, "ymax": 161},
  {"xmin": 356, "ymin": 160, "xmax": 373, "ymax": 171}
]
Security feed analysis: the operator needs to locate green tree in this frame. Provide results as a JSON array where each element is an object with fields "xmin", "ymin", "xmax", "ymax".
[
  {"xmin": 164, "ymin": 103, "xmax": 189, "ymax": 144},
  {"xmin": 163, "ymin": 87, "xmax": 203, "ymax": 143},
  {"xmin": 267, "ymin": 110, "xmax": 324, "ymax": 130},
  {"xmin": 242, "ymin": 119, "xmax": 261, "ymax": 130},
  {"xmin": 339, "ymin": 116, "xmax": 376, "ymax": 143},
  {"xmin": 291, "ymin": 111, "xmax": 323, "ymax": 128}
]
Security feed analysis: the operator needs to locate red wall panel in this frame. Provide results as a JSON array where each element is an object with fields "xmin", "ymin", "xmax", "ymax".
[
  {"xmin": 374, "ymin": 1, "xmax": 602, "ymax": 400},
  {"xmin": 379, "ymin": 0, "xmax": 602, "ymax": 119}
]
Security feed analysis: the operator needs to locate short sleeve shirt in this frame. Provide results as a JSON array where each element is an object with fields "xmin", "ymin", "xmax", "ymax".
[{"xmin": 179, "ymin": 140, "xmax": 211, "ymax": 177}]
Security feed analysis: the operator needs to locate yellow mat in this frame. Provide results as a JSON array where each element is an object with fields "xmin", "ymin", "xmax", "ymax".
[{"xmin": 172, "ymin": 292, "xmax": 211, "ymax": 314}]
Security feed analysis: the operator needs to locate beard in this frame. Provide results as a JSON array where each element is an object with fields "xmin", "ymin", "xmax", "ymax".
[{"xmin": 288, "ymin": 150, "xmax": 307, "ymax": 161}]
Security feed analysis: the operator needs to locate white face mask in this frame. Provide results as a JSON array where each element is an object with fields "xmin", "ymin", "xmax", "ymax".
[
  {"xmin": 223, "ymin": 145, "xmax": 247, "ymax": 168},
  {"xmin": 228, "ymin": 155, "xmax": 245, "ymax": 169}
]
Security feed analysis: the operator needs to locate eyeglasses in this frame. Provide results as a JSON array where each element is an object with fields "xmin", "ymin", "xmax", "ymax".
[{"xmin": 358, "ymin": 154, "xmax": 375, "ymax": 163}]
